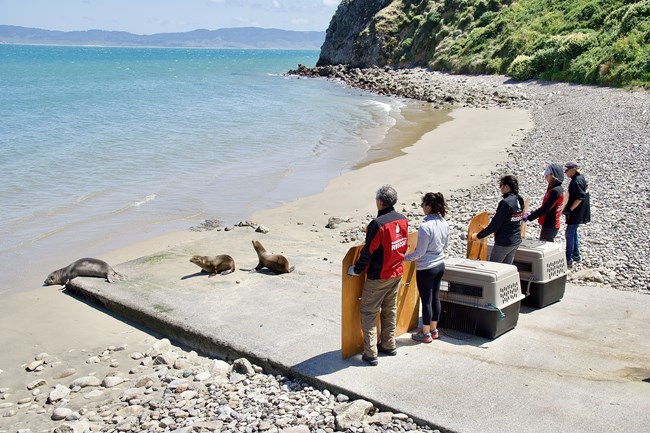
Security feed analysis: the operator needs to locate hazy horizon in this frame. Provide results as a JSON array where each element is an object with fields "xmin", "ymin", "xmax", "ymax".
[{"xmin": 0, "ymin": 0, "xmax": 340, "ymax": 34}]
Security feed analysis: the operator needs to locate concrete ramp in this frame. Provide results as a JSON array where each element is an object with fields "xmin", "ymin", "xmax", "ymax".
[{"xmin": 67, "ymin": 237, "xmax": 650, "ymax": 433}]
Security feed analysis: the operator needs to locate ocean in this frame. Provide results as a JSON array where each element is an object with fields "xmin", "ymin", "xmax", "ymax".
[{"xmin": 0, "ymin": 44, "xmax": 438, "ymax": 294}]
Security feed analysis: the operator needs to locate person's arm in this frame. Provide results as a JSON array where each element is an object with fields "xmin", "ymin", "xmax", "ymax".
[
  {"xmin": 529, "ymin": 189, "xmax": 561, "ymax": 221},
  {"xmin": 405, "ymin": 225, "xmax": 430, "ymax": 262},
  {"xmin": 567, "ymin": 198, "xmax": 583, "ymax": 212},
  {"xmin": 477, "ymin": 200, "xmax": 508, "ymax": 239},
  {"xmin": 352, "ymin": 219, "xmax": 380, "ymax": 274}
]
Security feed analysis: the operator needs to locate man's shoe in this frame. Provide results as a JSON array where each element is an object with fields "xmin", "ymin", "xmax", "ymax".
[
  {"xmin": 377, "ymin": 345, "xmax": 397, "ymax": 356},
  {"xmin": 361, "ymin": 353, "xmax": 378, "ymax": 366}
]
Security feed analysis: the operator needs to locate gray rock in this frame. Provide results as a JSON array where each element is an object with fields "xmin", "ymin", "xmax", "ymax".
[
  {"xmin": 26, "ymin": 379, "xmax": 47, "ymax": 390},
  {"xmin": 53, "ymin": 368, "xmax": 77, "ymax": 380},
  {"xmin": 52, "ymin": 407, "xmax": 73, "ymax": 420},
  {"xmin": 147, "ymin": 338, "xmax": 172, "ymax": 357},
  {"xmin": 102, "ymin": 376, "xmax": 125, "ymax": 388},
  {"xmin": 25, "ymin": 360, "xmax": 43, "ymax": 371},
  {"xmin": 48, "ymin": 384, "xmax": 71, "ymax": 402},
  {"xmin": 83, "ymin": 389, "xmax": 105, "ymax": 399},
  {"xmin": 255, "ymin": 224, "xmax": 270, "ymax": 233},
  {"xmin": 334, "ymin": 399, "xmax": 374, "ymax": 430},
  {"xmin": 69, "ymin": 376, "xmax": 101, "ymax": 388},
  {"xmin": 232, "ymin": 358, "xmax": 256, "ymax": 377},
  {"xmin": 194, "ymin": 370, "xmax": 211, "ymax": 382},
  {"xmin": 280, "ymin": 426, "xmax": 310, "ymax": 433}
]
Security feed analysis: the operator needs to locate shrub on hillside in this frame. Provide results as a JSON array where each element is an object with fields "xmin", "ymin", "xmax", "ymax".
[{"xmin": 508, "ymin": 55, "xmax": 535, "ymax": 80}]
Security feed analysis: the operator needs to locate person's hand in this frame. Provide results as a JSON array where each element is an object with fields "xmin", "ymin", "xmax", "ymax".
[
  {"xmin": 470, "ymin": 233, "xmax": 479, "ymax": 241},
  {"xmin": 347, "ymin": 265, "xmax": 360, "ymax": 277},
  {"xmin": 523, "ymin": 211, "xmax": 530, "ymax": 223}
]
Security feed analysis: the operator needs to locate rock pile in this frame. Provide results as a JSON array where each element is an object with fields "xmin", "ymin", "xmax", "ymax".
[
  {"xmin": 0, "ymin": 339, "xmax": 437, "ymax": 433},
  {"xmin": 288, "ymin": 65, "xmax": 530, "ymax": 109}
]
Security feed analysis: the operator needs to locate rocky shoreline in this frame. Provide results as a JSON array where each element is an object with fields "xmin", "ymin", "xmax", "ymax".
[
  {"xmin": 291, "ymin": 65, "xmax": 650, "ymax": 293},
  {"xmin": 1, "ymin": 338, "xmax": 438, "ymax": 433}
]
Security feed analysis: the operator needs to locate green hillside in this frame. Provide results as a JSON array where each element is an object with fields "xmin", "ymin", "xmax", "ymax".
[{"xmin": 352, "ymin": 0, "xmax": 649, "ymax": 87}]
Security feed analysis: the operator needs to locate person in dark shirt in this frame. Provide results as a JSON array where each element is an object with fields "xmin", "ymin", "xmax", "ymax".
[
  {"xmin": 563, "ymin": 162, "xmax": 591, "ymax": 266},
  {"xmin": 471, "ymin": 174, "xmax": 524, "ymax": 265},
  {"xmin": 525, "ymin": 163, "xmax": 565, "ymax": 242},
  {"xmin": 347, "ymin": 185, "xmax": 408, "ymax": 366}
]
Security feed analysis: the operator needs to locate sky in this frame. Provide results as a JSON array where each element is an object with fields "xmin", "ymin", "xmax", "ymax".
[{"xmin": 0, "ymin": 0, "xmax": 343, "ymax": 34}]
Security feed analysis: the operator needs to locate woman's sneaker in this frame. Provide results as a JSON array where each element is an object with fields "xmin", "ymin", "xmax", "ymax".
[
  {"xmin": 430, "ymin": 329, "xmax": 440, "ymax": 340},
  {"xmin": 411, "ymin": 330, "xmax": 433, "ymax": 343}
]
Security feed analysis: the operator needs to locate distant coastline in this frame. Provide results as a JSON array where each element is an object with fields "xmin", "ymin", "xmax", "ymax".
[{"xmin": 0, "ymin": 25, "xmax": 325, "ymax": 50}]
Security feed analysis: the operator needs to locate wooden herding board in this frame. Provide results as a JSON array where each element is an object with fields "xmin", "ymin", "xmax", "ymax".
[
  {"xmin": 466, "ymin": 211, "xmax": 489, "ymax": 260},
  {"xmin": 341, "ymin": 231, "xmax": 419, "ymax": 359},
  {"xmin": 521, "ymin": 196, "xmax": 530, "ymax": 238}
]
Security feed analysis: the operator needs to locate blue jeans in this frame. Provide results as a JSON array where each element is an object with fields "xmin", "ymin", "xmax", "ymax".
[{"xmin": 565, "ymin": 224, "xmax": 581, "ymax": 263}]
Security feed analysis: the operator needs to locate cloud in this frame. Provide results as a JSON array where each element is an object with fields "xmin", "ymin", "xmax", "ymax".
[
  {"xmin": 323, "ymin": 0, "xmax": 341, "ymax": 6},
  {"xmin": 273, "ymin": 0, "xmax": 281, "ymax": 8}
]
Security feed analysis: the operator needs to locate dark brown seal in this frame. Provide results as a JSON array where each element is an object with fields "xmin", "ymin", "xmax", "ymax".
[
  {"xmin": 190, "ymin": 254, "xmax": 236, "ymax": 276},
  {"xmin": 251, "ymin": 240, "xmax": 294, "ymax": 274},
  {"xmin": 44, "ymin": 258, "xmax": 126, "ymax": 286}
]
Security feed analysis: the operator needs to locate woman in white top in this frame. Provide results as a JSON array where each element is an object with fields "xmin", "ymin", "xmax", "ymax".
[{"xmin": 405, "ymin": 192, "xmax": 449, "ymax": 343}]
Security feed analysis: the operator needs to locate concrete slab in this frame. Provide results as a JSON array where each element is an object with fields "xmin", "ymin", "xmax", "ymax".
[{"xmin": 67, "ymin": 233, "xmax": 650, "ymax": 433}]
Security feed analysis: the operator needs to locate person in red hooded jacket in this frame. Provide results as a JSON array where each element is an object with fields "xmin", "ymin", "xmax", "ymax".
[{"xmin": 525, "ymin": 163, "xmax": 565, "ymax": 242}]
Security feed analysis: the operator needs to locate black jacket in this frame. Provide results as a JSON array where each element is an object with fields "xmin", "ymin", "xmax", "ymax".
[
  {"xmin": 566, "ymin": 172, "xmax": 591, "ymax": 225},
  {"xmin": 478, "ymin": 192, "xmax": 524, "ymax": 247}
]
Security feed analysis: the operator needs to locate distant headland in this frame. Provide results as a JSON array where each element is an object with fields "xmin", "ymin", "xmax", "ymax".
[{"xmin": 0, "ymin": 25, "xmax": 325, "ymax": 50}]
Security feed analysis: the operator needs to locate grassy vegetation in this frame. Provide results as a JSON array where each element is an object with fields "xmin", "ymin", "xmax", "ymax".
[{"xmin": 362, "ymin": 0, "xmax": 649, "ymax": 87}]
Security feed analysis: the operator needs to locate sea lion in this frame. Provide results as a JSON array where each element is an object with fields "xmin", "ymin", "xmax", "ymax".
[
  {"xmin": 190, "ymin": 254, "xmax": 236, "ymax": 276},
  {"xmin": 251, "ymin": 240, "xmax": 294, "ymax": 274},
  {"xmin": 44, "ymin": 258, "xmax": 126, "ymax": 286}
]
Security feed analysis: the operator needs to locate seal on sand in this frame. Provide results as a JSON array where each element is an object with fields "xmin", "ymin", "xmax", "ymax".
[
  {"xmin": 190, "ymin": 254, "xmax": 236, "ymax": 276},
  {"xmin": 251, "ymin": 240, "xmax": 294, "ymax": 274},
  {"xmin": 44, "ymin": 258, "xmax": 126, "ymax": 286}
]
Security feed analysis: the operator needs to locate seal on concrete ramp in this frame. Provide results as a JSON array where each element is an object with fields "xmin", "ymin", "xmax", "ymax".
[
  {"xmin": 189, "ymin": 254, "xmax": 236, "ymax": 276},
  {"xmin": 251, "ymin": 240, "xmax": 294, "ymax": 274},
  {"xmin": 44, "ymin": 258, "xmax": 126, "ymax": 286}
]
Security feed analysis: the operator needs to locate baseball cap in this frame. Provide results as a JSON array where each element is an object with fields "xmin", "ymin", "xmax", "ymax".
[{"xmin": 564, "ymin": 161, "xmax": 579, "ymax": 169}]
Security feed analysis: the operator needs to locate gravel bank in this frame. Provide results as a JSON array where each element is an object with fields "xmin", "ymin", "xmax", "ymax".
[
  {"xmin": 0, "ymin": 339, "xmax": 440, "ymax": 433},
  {"xmin": 292, "ymin": 65, "xmax": 650, "ymax": 293}
]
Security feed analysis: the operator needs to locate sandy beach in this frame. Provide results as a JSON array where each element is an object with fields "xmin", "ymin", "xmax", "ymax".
[{"xmin": 0, "ymin": 106, "xmax": 531, "ymax": 431}]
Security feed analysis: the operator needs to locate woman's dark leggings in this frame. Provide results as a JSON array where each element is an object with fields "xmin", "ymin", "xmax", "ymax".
[{"xmin": 415, "ymin": 261, "xmax": 445, "ymax": 325}]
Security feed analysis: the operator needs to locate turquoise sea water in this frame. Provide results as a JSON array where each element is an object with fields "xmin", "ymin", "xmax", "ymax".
[{"xmin": 0, "ymin": 45, "xmax": 414, "ymax": 294}]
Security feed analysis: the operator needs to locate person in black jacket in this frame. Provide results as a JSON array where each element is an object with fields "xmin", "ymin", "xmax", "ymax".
[
  {"xmin": 525, "ymin": 163, "xmax": 565, "ymax": 242},
  {"xmin": 471, "ymin": 174, "xmax": 524, "ymax": 264},
  {"xmin": 563, "ymin": 162, "xmax": 591, "ymax": 266}
]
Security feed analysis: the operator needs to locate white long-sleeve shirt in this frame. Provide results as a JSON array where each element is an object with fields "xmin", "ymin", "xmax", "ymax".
[{"xmin": 404, "ymin": 214, "xmax": 449, "ymax": 270}]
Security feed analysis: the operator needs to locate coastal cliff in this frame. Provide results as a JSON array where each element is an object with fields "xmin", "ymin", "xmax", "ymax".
[{"xmin": 317, "ymin": 0, "xmax": 649, "ymax": 87}]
